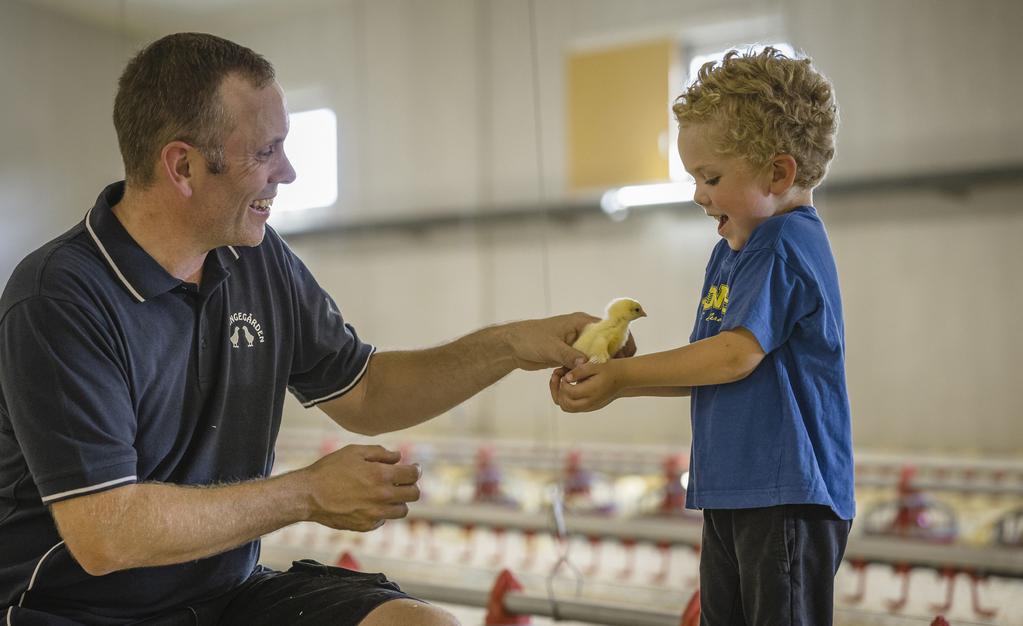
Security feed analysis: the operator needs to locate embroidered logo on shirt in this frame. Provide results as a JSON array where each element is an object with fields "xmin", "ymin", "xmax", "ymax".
[
  {"xmin": 228, "ymin": 312, "xmax": 266, "ymax": 348},
  {"xmin": 701, "ymin": 283, "xmax": 729, "ymax": 322}
]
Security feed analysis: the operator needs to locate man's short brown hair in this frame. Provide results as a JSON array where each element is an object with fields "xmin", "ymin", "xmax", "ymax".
[{"xmin": 113, "ymin": 33, "xmax": 276, "ymax": 187}]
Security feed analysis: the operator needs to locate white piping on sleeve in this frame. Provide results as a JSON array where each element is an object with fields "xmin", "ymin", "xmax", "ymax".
[
  {"xmin": 6, "ymin": 605, "xmax": 13, "ymax": 626},
  {"xmin": 40, "ymin": 476, "xmax": 137, "ymax": 504},
  {"xmin": 18, "ymin": 541, "xmax": 64, "ymax": 607},
  {"xmin": 301, "ymin": 347, "xmax": 376, "ymax": 407},
  {"xmin": 84, "ymin": 208, "xmax": 145, "ymax": 303}
]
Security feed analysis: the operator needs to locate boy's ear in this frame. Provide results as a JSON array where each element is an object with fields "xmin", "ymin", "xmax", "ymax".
[
  {"xmin": 159, "ymin": 141, "xmax": 196, "ymax": 199},
  {"xmin": 769, "ymin": 154, "xmax": 798, "ymax": 195}
]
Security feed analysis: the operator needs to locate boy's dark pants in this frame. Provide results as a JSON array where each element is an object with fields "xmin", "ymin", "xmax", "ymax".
[{"xmin": 700, "ymin": 504, "xmax": 851, "ymax": 626}]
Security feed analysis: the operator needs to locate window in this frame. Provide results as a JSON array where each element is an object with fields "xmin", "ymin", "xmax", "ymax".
[
  {"xmin": 273, "ymin": 108, "xmax": 338, "ymax": 213},
  {"xmin": 566, "ymin": 39, "xmax": 676, "ymax": 191}
]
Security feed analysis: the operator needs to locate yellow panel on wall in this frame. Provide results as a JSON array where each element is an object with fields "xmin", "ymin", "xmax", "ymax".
[{"xmin": 567, "ymin": 39, "xmax": 674, "ymax": 191}]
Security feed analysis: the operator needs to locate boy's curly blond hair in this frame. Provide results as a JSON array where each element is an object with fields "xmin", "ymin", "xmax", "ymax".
[{"xmin": 672, "ymin": 47, "xmax": 838, "ymax": 189}]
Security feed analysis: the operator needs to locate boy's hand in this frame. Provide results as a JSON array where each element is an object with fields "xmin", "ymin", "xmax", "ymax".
[{"xmin": 550, "ymin": 359, "xmax": 626, "ymax": 412}]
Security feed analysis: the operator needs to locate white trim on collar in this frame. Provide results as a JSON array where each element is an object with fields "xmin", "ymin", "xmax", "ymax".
[{"xmin": 85, "ymin": 208, "xmax": 146, "ymax": 303}]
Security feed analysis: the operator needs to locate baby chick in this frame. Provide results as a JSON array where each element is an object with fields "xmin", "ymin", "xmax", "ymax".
[{"xmin": 572, "ymin": 298, "xmax": 646, "ymax": 364}]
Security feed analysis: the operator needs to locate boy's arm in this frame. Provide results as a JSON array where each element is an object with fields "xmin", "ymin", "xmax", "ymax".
[
  {"xmin": 549, "ymin": 368, "xmax": 691, "ymax": 403},
  {"xmin": 552, "ymin": 328, "xmax": 764, "ymax": 412},
  {"xmin": 619, "ymin": 386, "xmax": 692, "ymax": 397}
]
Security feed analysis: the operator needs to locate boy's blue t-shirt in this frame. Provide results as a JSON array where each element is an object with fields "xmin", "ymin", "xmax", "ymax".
[{"xmin": 687, "ymin": 205, "xmax": 855, "ymax": 520}]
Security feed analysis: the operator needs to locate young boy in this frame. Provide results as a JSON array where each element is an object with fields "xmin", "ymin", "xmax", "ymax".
[{"xmin": 551, "ymin": 47, "xmax": 853, "ymax": 625}]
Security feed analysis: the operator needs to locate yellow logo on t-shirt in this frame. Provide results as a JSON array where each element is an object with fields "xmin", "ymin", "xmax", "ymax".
[{"xmin": 702, "ymin": 283, "xmax": 728, "ymax": 322}]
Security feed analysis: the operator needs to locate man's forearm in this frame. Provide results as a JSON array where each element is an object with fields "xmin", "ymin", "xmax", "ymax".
[
  {"xmin": 322, "ymin": 313, "xmax": 593, "ymax": 434},
  {"xmin": 336, "ymin": 325, "xmax": 518, "ymax": 434},
  {"xmin": 53, "ymin": 471, "xmax": 310, "ymax": 576}
]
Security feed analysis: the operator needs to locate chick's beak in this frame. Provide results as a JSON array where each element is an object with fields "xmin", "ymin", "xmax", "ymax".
[{"xmin": 638, "ymin": 308, "xmax": 648, "ymax": 318}]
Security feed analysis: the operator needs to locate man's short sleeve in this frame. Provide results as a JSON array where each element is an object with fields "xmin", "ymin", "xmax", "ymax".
[
  {"xmin": 283, "ymin": 251, "xmax": 375, "ymax": 408},
  {"xmin": 720, "ymin": 249, "xmax": 819, "ymax": 354},
  {"xmin": 0, "ymin": 297, "xmax": 138, "ymax": 504}
]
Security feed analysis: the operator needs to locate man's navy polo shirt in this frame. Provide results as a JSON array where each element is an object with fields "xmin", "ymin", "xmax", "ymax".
[{"xmin": 0, "ymin": 181, "xmax": 375, "ymax": 624}]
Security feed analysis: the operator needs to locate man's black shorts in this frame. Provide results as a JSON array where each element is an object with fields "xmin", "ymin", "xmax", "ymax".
[{"xmin": 131, "ymin": 559, "xmax": 416, "ymax": 626}]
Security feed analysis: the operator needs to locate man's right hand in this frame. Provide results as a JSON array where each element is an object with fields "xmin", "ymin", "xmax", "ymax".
[
  {"xmin": 503, "ymin": 312, "xmax": 597, "ymax": 371},
  {"xmin": 50, "ymin": 444, "xmax": 420, "ymax": 575},
  {"xmin": 301, "ymin": 444, "xmax": 421, "ymax": 531}
]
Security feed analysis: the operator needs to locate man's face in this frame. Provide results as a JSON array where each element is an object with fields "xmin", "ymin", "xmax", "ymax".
[
  {"xmin": 189, "ymin": 75, "xmax": 296, "ymax": 249},
  {"xmin": 677, "ymin": 123, "xmax": 774, "ymax": 251}
]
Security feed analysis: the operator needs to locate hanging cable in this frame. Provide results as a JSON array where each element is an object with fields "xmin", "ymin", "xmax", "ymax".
[{"xmin": 526, "ymin": 1, "xmax": 585, "ymax": 619}]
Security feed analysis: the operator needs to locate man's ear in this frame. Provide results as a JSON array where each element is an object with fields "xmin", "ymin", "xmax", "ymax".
[
  {"xmin": 159, "ymin": 141, "xmax": 196, "ymax": 199},
  {"xmin": 769, "ymin": 154, "xmax": 798, "ymax": 195}
]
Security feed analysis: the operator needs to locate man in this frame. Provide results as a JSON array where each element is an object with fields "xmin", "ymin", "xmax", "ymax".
[{"xmin": 0, "ymin": 33, "xmax": 608, "ymax": 625}]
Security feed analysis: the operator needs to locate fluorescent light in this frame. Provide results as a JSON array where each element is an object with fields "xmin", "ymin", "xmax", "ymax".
[
  {"xmin": 601, "ymin": 181, "xmax": 695, "ymax": 218},
  {"xmin": 617, "ymin": 181, "xmax": 695, "ymax": 206}
]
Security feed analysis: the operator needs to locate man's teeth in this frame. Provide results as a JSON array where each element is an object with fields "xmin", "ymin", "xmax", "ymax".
[{"xmin": 251, "ymin": 198, "xmax": 273, "ymax": 210}]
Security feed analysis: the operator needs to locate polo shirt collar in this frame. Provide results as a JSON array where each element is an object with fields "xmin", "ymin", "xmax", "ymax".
[{"xmin": 84, "ymin": 181, "xmax": 241, "ymax": 303}]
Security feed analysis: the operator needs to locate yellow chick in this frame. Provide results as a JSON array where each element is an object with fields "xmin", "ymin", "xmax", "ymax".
[{"xmin": 572, "ymin": 298, "xmax": 647, "ymax": 364}]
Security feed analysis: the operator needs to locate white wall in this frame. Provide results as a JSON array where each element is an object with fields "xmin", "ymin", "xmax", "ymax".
[
  {"xmin": 790, "ymin": 0, "xmax": 1023, "ymax": 176},
  {"xmin": 0, "ymin": 1, "xmax": 125, "ymax": 286},
  {"xmin": 3, "ymin": 0, "xmax": 1022, "ymax": 454},
  {"xmin": 824, "ymin": 185, "xmax": 1023, "ymax": 454}
]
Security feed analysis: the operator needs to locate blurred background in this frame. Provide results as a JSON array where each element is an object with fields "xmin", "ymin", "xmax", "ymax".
[{"xmin": 3, "ymin": 1, "xmax": 1022, "ymax": 624}]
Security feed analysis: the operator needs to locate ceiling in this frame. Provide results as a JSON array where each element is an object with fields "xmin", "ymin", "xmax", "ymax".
[{"xmin": 14, "ymin": 0, "xmax": 340, "ymax": 36}]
